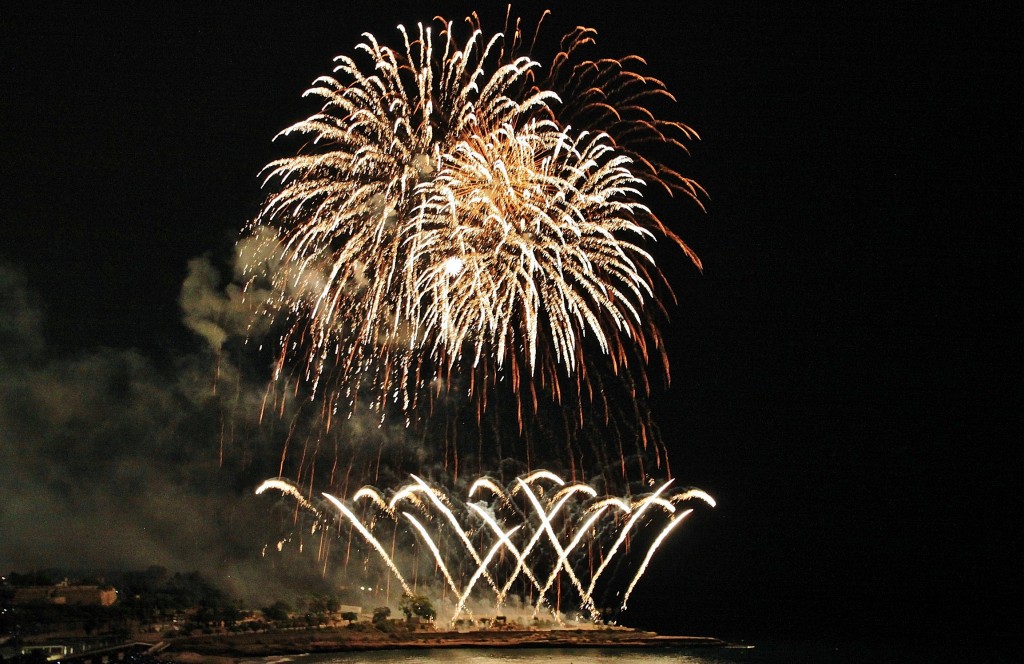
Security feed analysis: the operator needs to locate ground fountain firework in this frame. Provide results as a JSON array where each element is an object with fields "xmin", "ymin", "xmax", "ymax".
[{"xmin": 257, "ymin": 470, "xmax": 714, "ymax": 624}]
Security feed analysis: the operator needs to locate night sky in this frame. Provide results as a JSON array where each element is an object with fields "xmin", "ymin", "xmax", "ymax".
[{"xmin": 1, "ymin": 0, "xmax": 1016, "ymax": 647}]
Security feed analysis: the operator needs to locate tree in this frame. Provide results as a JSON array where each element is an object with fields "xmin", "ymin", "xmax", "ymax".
[
  {"xmin": 306, "ymin": 594, "xmax": 328, "ymax": 615},
  {"xmin": 341, "ymin": 611, "xmax": 358, "ymax": 623},
  {"xmin": 261, "ymin": 600, "xmax": 291, "ymax": 621},
  {"xmin": 371, "ymin": 606, "xmax": 391, "ymax": 624},
  {"xmin": 399, "ymin": 593, "xmax": 435, "ymax": 621}
]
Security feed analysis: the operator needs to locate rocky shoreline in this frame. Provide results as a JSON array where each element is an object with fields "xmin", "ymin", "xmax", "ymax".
[{"xmin": 158, "ymin": 627, "xmax": 726, "ymax": 660}]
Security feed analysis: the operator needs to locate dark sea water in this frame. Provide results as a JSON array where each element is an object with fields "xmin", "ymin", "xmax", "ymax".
[{"xmin": 280, "ymin": 641, "xmax": 1014, "ymax": 664}]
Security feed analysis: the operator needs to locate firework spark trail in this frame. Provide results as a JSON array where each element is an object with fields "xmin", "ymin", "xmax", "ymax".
[
  {"xmin": 468, "ymin": 477, "xmax": 511, "ymax": 508},
  {"xmin": 644, "ymin": 497, "xmax": 676, "ymax": 512},
  {"xmin": 520, "ymin": 479, "xmax": 593, "ymax": 598},
  {"xmin": 322, "ymin": 492, "xmax": 412, "ymax": 596},
  {"xmin": 587, "ymin": 496, "xmax": 632, "ymax": 514},
  {"xmin": 255, "ymin": 478, "xmax": 323, "ymax": 517},
  {"xmin": 550, "ymin": 482, "xmax": 598, "ymax": 507},
  {"xmin": 387, "ymin": 483, "xmax": 429, "ymax": 511},
  {"xmin": 532, "ymin": 505, "xmax": 609, "ymax": 618},
  {"xmin": 353, "ymin": 486, "xmax": 392, "ymax": 513},
  {"xmin": 403, "ymin": 512, "xmax": 460, "ymax": 598},
  {"xmin": 620, "ymin": 508, "xmax": 693, "ymax": 610},
  {"xmin": 452, "ymin": 525, "xmax": 521, "ymax": 622},
  {"xmin": 583, "ymin": 479, "xmax": 675, "ymax": 615},
  {"xmin": 495, "ymin": 494, "xmax": 568, "ymax": 604},
  {"xmin": 520, "ymin": 469, "xmax": 565, "ymax": 487},
  {"xmin": 671, "ymin": 488, "xmax": 718, "ymax": 508},
  {"xmin": 492, "ymin": 480, "xmax": 590, "ymax": 608},
  {"xmin": 402, "ymin": 475, "xmax": 502, "ymax": 596},
  {"xmin": 466, "ymin": 502, "xmax": 546, "ymax": 605}
]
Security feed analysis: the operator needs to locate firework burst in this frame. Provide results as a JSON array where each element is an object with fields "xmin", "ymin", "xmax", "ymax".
[{"xmin": 245, "ymin": 12, "xmax": 703, "ymax": 474}]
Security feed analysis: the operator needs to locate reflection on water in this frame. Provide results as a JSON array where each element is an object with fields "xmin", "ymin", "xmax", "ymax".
[
  {"xmin": 291, "ymin": 641, "xmax": 988, "ymax": 664},
  {"xmin": 299, "ymin": 648, "xmax": 738, "ymax": 663}
]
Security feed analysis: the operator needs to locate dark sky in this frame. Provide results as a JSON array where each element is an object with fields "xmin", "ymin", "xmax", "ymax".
[{"xmin": 1, "ymin": 0, "xmax": 1016, "ymax": 646}]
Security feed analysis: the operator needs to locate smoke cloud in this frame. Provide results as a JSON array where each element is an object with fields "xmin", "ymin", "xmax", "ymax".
[
  {"xmin": 1, "ymin": 246, "xmax": 669, "ymax": 611},
  {"xmin": 0, "ymin": 260, "xmax": 379, "ymax": 604}
]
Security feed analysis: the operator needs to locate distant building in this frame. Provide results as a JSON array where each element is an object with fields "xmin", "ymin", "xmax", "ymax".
[
  {"xmin": 12, "ymin": 582, "xmax": 117, "ymax": 607},
  {"xmin": 19, "ymin": 643, "xmax": 74, "ymax": 660}
]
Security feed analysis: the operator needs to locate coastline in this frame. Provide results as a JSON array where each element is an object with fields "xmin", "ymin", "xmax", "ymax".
[{"xmin": 158, "ymin": 627, "xmax": 726, "ymax": 660}]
